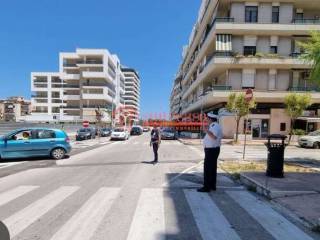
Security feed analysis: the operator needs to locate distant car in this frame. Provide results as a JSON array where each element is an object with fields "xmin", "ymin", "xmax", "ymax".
[
  {"xmin": 143, "ymin": 127, "xmax": 150, "ymax": 132},
  {"xmin": 130, "ymin": 126, "xmax": 143, "ymax": 136},
  {"xmin": 161, "ymin": 128, "xmax": 177, "ymax": 140},
  {"xmin": 298, "ymin": 130, "xmax": 320, "ymax": 149},
  {"xmin": 76, "ymin": 128, "xmax": 96, "ymax": 141},
  {"xmin": 110, "ymin": 128, "xmax": 130, "ymax": 140},
  {"xmin": 99, "ymin": 128, "xmax": 112, "ymax": 137},
  {"xmin": 0, "ymin": 128, "xmax": 71, "ymax": 160}
]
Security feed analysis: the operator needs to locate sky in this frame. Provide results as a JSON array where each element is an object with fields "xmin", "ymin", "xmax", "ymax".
[{"xmin": 0, "ymin": 0, "xmax": 201, "ymax": 118}]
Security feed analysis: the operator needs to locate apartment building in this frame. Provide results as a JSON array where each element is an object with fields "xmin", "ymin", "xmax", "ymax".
[
  {"xmin": 121, "ymin": 67, "xmax": 141, "ymax": 124},
  {"xmin": 171, "ymin": 0, "xmax": 320, "ymax": 138},
  {"xmin": 29, "ymin": 48, "xmax": 136, "ymax": 123},
  {"xmin": 0, "ymin": 96, "xmax": 31, "ymax": 122}
]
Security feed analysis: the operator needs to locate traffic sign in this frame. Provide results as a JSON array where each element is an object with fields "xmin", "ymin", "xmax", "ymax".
[
  {"xmin": 245, "ymin": 89, "xmax": 253, "ymax": 102},
  {"xmin": 83, "ymin": 120, "xmax": 89, "ymax": 128}
]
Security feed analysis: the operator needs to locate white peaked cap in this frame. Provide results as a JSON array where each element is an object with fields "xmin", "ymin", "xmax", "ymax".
[{"xmin": 207, "ymin": 112, "xmax": 218, "ymax": 119}]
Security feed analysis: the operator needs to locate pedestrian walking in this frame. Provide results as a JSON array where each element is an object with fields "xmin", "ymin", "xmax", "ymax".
[
  {"xmin": 150, "ymin": 124, "xmax": 161, "ymax": 164},
  {"xmin": 197, "ymin": 112, "xmax": 222, "ymax": 192}
]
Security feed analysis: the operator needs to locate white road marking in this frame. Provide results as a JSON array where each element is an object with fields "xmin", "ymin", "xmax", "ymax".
[
  {"xmin": 184, "ymin": 189, "xmax": 241, "ymax": 240},
  {"xmin": 4, "ymin": 186, "xmax": 79, "ymax": 238},
  {"xmin": 50, "ymin": 188, "xmax": 120, "ymax": 240},
  {"xmin": 0, "ymin": 162, "xmax": 27, "ymax": 169},
  {"xmin": 127, "ymin": 188, "xmax": 165, "ymax": 240},
  {"xmin": 0, "ymin": 186, "xmax": 39, "ymax": 207},
  {"xmin": 227, "ymin": 191, "xmax": 314, "ymax": 240}
]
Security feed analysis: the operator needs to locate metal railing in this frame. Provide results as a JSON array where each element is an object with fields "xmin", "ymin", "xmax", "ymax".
[
  {"xmin": 293, "ymin": 18, "xmax": 320, "ymax": 24},
  {"xmin": 289, "ymin": 87, "xmax": 320, "ymax": 92}
]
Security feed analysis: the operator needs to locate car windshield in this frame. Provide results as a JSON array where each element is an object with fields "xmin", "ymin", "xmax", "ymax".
[
  {"xmin": 102, "ymin": 128, "xmax": 110, "ymax": 131},
  {"xmin": 114, "ymin": 128, "xmax": 124, "ymax": 132},
  {"xmin": 163, "ymin": 128, "xmax": 174, "ymax": 133},
  {"xmin": 79, "ymin": 128, "xmax": 90, "ymax": 132},
  {"xmin": 308, "ymin": 131, "xmax": 320, "ymax": 136}
]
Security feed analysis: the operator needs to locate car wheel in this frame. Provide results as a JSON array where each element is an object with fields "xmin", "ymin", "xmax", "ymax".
[
  {"xmin": 314, "ymin": 142, "xmax": 320, "ymax": 149},
  {"xmin": 51, "ymin": 148, "xmax": 66, "ymax": 160}
]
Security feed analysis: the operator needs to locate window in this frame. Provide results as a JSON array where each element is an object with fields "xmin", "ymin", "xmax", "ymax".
[
  {"xmin": 244, "ymin": 46, "xmax": 256, "ymax": 56},
  {"xmin": 245, "ymin": 6, "xmax": 258, "ymax": 23},
  {"xmin": 37, "ymin": 130, "xmax": 56, "ymax": 139},
  {"xmin": 270, "ymin": 46, "xmax": 278, "ymax": 54},
  {"xmin": 272, "ymin": 6, "xmax": 279, "ymax": 23},
  {"xmin": 280, "ymin": 123, "xmax": 286, "ymax": 131}
]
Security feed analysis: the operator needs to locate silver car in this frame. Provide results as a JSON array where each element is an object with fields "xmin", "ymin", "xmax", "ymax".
[{"xmin": 298, "ymin": 130, "xmax": 320, "ymax": 149}]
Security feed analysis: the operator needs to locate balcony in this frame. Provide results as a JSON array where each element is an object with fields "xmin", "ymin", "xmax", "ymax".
[
  {"xmin": 64, "ymin": 95, "xmax": 80, "ymax": 101},
  {"xmin": 77, "ymin": 60, "xmax": 103, "ymax": 65},
  {"xmin": 82, "ymin": 71, "xmax": 107, "ymax": 79},
  {"xmin": 82, "ymin": 88, "xmax": 113, "ymax": 102},
  {"xmin": 63, "ymin": 74, "xmax": 80, "ymax": 80},
  {"xmin": 293, "ymin": 18, "xmax": 320, "ymax": 24},
  {"xmin": 64, "ymin": 84, "xmax": 80, "ymax": 89}
]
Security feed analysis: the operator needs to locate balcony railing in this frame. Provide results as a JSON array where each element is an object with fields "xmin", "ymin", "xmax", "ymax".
[
  {"xmin": 64, "ymin": 84, "xmax": 80, "ymax": 88},
  {"xmin": 290, "ymin": 52, "xmax": 302, "ymax": 58},
  {"xmin": 293, "ymin": 18, "xmax": 320, "ymax": 24},
  {"xmin": 289, "ymin": 87, "xmax": 320, "ymax": 92}
]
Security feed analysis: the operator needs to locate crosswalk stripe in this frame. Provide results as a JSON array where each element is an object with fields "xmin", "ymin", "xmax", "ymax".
[
  {"xmin": 184, "ymin": 189, "xmax": 241, "ymax": 240},
  {"xmin": 127, "ymin": 188, "xmax": 165, "ymax": 240},
  {"xmin": 4, "ymin": 186, "xmax": 79, "ymax": 238},
  {"xmin": 227, "ymin": 191, "xmax": 313, "ymax": 240},
  {"xmin": 50, "ymin": 188, "xmax": 120, "ymax": 240},
  {"xmin": 0, "ymin": 186, "xmax": 39, "ymax": 207}
]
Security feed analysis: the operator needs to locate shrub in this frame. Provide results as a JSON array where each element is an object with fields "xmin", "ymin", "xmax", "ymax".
[{"xmin": 292, "ymin": 129, "xmax": 306, "ymax": 136}]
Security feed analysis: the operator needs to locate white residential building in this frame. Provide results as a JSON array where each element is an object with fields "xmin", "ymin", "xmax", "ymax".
[
  {"xmin": 171, "ymin": 0, "xmax": 320, "ymax": 138},
  {"xmin": 121, "ymin": 67, "xmax": 141, "ymax": 123},
  {"xmin": 29, "ymin": 48, "xmax": 133, "ymax": 123}
]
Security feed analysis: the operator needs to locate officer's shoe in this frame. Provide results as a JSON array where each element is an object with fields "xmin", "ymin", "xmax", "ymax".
[{"xmin": 197, "ymin": 187, "xmax": 210, "ymax": 193}]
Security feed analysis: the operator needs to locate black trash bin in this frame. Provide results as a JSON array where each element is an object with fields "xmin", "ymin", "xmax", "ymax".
[{"xmin": 265, "ymin": 134, "xmax": 287, "ymax": 178}]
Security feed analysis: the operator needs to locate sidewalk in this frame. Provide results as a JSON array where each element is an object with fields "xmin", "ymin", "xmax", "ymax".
[
  {"xmin": 240, "ymin": 171, "xmax": 320, "ymax": 228},
  {"xmin": 178, "ymin": 138, "xmax": 298, "ymax": 146}
]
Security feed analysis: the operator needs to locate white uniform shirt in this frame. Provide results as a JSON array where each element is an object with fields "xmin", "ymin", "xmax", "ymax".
[{"xmin": 203, "ymin": 122, "xmax": 223, "ymax": 148}]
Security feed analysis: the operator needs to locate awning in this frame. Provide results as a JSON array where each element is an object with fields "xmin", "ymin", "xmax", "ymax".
[{"xmin": 297, "ymin": 117, "xmax": 320, "ymax": 123}]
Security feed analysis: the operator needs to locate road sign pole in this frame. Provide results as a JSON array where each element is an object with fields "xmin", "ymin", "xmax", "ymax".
[{"xmin": 243, "ymin": 88, "xmax": 253, "ymax": 161}]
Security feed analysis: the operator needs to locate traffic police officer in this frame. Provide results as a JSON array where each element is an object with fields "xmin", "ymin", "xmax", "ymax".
[{"xmin": 198, "ymin": 112, "xmax": 222, "ymax": 192}]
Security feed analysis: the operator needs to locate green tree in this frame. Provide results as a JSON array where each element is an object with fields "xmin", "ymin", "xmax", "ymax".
[
  {"xmin": 226, "ymin": 93, "xmax": 256, "ymax": 143},
  {"xmin": 299, "ymin": 31, "xmax": 320, "ymax": 85},
  {"xmin": 284, "ymin": 93, "xmax": 312, "ymax": 144}
]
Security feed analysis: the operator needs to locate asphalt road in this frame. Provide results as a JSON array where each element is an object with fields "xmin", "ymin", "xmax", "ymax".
[{"xmin": 0, "ymin": 133, "xmax": 318, "ymax": 240}]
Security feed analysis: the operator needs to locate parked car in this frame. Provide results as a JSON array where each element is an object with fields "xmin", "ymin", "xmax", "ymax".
[
  {"xmin": 110, "ymin": 128, "xmax": 130, "ymax": 140},
  {"xmin": 130, "ymin": 126, "xmax": 143, "ymax": 136},
  {"xmin": 99, "ymin": 128, "xmax": 112, "ymax": 137},
  {"xmin": 0, "ymin": 128, "xmax": 71, "ymax": 160},
  {"xmin": 298, "ymin": 130, "xmax": 320, "ymax": 149},
  {"xmin": 76, "ymin": 128, "xmax": 96, "ymax": 141},
  {"xmin": 161, "ymin": 128, "xmax": 177, "ymax": 140},
  {"xmin": 143, "ymin": 127, "xmax": 150, "ymax": 132}
]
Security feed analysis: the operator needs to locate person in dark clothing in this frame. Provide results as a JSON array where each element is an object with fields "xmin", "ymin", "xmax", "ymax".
[{"xmin": 150, "ymin": 125, "xmax": 161, "ymax": 164}]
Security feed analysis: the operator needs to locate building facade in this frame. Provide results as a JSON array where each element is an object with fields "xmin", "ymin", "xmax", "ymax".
[
  {"xmin": 121, "ymin": 67, "xmax": 141, "ymax": 124},
  {"xmin": 0, "ymin": 96, "xmax": 31, "ymax": 122},
  {"xmin": 29, "ymin": 48, "xmax": 139, "ymax": 123},
  {"xmin": 171, "ymin": 0, "xmax": 320, "ymax": 138}
]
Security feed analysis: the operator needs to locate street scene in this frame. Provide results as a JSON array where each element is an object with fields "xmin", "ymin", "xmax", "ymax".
[{"xmin": 1, "ymin": 0, "xmax": 320, "ymax": 239}]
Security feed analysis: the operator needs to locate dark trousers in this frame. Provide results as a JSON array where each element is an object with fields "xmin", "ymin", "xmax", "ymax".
[
  {"xmin": 203, "ymin": 147, "xmax": 220, "ymax": 190},
  {"xmin": 153, "ymin": 143, "xmax": 159, "ymax": 161}
]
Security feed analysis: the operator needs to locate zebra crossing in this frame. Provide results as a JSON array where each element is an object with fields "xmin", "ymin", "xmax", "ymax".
[{"xmin": 0, "ymin": 185, "xmax": 314, "ymax": 240}]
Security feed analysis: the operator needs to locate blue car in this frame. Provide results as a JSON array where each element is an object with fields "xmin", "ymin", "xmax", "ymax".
[{"xmin": 0, "ymin": 128, "xmax": 72, "ymax": 160}]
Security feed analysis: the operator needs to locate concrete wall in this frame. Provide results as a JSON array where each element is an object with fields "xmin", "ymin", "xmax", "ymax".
[
  {"xmin": 270, "ymin": 108, "xmax": 291, "ymax": 135},
  {"xmin": 258, "ymin": 3, "xmax": 272, "ymax": 23},
  {"xmin": 232, "ymin": 36, "xmax": 243, "ymax": 54},
  {"xmin": 228, "ymin": 69, "xmax": 242, "ymax": 90},
  {"xmin": 230, "ymin": 3, "xmax": 245, "ymax": 23},
  {"xmin": 257, "ymin": 37, "xmax": 270, "ymax": 54},
  {"xmin": 277, "ymin": 70, "xmax": 290, "ymax": 90},
  {"xmin": 255, "ymin": 70, "xmax": 269, "ymax": 90},
  {"xmin": 279, "ymin": 4, "xmax": 293, "ymax": 24},
  {"xmin": 278, "ymin": 37, "xmax": 292, "ymax": 56}
]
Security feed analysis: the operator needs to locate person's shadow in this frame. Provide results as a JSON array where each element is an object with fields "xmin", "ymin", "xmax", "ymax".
[
  {"xmin": 0, "ymin": 221, "xmax": 10, "ymax": 240},
  {"xmin": 141, "ymin": 161, "xmax": 156, "ymax": 165}
]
